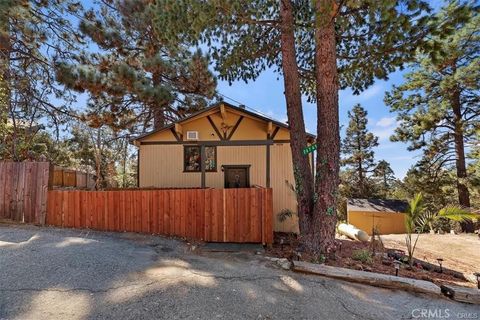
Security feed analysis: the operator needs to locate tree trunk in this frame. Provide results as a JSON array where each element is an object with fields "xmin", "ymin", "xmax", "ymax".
[
  {"xmin": 358, "ymin": 157, "xmax": 364, "ymax": 197},
  {"xmin": 311, "ymin": 0, "xmax": 339, "ymax": 254},
  {"xmin": 1, "ymin": 11, "xmax": 10, "ymax": 125},
  {"xmin": 152, "ymin": 72, "xmax": 166, "ymax": 129},
  {"xmin": 451, "ymin": 88, "xmax": 473, "ymax": 232},
  {"xmin": 279, "ymin": 0, "xmax": 314, "ymax": 236},
  {"xmin": 0, "ymin": 9, "xmax": 9, "ymax": 96}
]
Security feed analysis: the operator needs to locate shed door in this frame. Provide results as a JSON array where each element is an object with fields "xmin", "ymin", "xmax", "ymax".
[{"xmin": 224, "ymin": 165, "xmax": 250, "ymax": 188}]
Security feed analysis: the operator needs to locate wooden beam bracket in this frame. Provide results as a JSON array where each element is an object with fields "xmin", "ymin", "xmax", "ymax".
[
  {"xmin": 226, "ymin": 116, "xmax": 244, "ymax": 140},
  {"xmin": 207, "ymin": 115, "xmax": 225, "ymax": 140}
]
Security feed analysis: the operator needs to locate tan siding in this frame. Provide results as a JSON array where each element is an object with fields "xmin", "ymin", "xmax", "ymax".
[
  {"xmin": 181, "ymin": 116, "xmax": 221, "ymax": 141},
  {"xmin": 271, "ymin": 143, "xmax": 299, "ymax": 233},
  {"xmin": 141, "ymin": 129, "xmax": 177, "ymax": 142},
  {"xmin": 230, "ymin": 116, "xmax": 268, "ymax": 140},
  {"xmin": 274, "ymin": 128, "xmax": 291, "ymax": 140},
  {"xmin": 140, "ymin": 145, "xmax": 200, "ymax": 188},
  {"xmin": 206, "ymin": 146, "xmax": 266, "ymax": 188},
  {"xmin": 347, "ymin": 211, "xmax": 407, "ymax": 235},
  {"xmin": 140, "ymin": 145, "xmax": 266, "ymax": 189}
]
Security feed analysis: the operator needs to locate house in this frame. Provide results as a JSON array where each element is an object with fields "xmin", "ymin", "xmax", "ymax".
[
  {"xmin": 132, "ymin": 102, "xmax": 315, "ymax": 233},
  {"xmin": 347, "ymin": 198, "xmax": 408, "ymax": 235}
]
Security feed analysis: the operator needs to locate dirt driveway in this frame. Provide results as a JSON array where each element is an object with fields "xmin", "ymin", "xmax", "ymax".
[
  {"xmin": 381, "ymin": 233, "xmax": 480, "ymax": 280},
  {"xmin": 0, "ymin": 224, "xmax": 478, "ymax": 320}
]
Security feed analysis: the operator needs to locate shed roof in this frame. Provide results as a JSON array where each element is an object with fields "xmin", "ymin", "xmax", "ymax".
[
  {"xmin": 132, "ymin": 101, "xmax": 316, "ymax": 143},
  {"xmin": 347, "ymin": 198, "xmax": 408, "ymax": 213}
]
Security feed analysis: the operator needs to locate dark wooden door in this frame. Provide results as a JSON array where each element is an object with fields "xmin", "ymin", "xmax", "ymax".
[{"xmin": 224, "ymin": 165, "xmax": 250, "ymax": 188}]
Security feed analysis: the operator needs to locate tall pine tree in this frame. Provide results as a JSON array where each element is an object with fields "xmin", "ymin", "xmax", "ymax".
[
  {"xmin": 373, "ymin": 160, "xmax": 396, "ymax": 198},
  {"xmin": 56, "ymin": 0, "xmax": 217, "ymax": 132},
  {"xmin": 385, "ymin": 2, "xmax": 479, "ymax": 231},
  {"xmin": 342, "ymin": 104, "xmax": 379, "ymax": 198},
  {"xmin": 0, "ymin": 0, "xmax": 84, "ymax": 160}
]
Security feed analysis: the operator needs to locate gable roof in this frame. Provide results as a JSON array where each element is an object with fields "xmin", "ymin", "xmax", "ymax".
[
  {"xmin": 347, "ymin": 198, "xmax": 408, "ymax": 213},
  {"xmin": 132, "ymin": 101, "xmax": 315, "ymax": 142}
]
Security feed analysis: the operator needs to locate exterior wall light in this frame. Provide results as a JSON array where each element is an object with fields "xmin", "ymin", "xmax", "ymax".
[{"xmin": 437, "ymin": 258, "xmax": 444, "ymax": 273}]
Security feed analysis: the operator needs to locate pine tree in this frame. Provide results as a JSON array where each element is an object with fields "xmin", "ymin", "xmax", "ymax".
[
  {"xmin": 341, "ymin": 104, "xmax": 379, "ymax": 197},
  {"xmin": 152, "ymin": 0, "xmax": 432, "ymax": 254},
  {"xmin": 0, "ymin": 0, "xmax": 83, "ymax": 160},
  {"xmin": 56, "ymin": 0, "xmax": 216, "ymax": 131},
  {"xmin": 373, "ymin": 160, "xmax": 396, "ymax": 198},
  {"xmin": 385, "ymin": 2, "xmax": 479, "ymax": 232}
]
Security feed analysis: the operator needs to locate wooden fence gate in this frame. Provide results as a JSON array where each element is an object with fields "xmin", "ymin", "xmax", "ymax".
[
  {"xmin": 46, "ymin": 188, "xmax": 273, "ymax": 244},
  {"xmin": 0, "ymin": 162, "xmax": 50, "ymax": 224}
]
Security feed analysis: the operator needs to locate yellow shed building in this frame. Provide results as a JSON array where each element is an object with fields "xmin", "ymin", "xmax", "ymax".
[
  {"xmin": 132, "ymin": 102, "xmax": 315, "ymax": 233},
  {"xmin": 347, "ymin": 198, "xmax": 408, "ymax": 235}
]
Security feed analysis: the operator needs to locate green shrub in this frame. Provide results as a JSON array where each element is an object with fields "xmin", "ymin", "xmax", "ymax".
[{"xmin": 352, "ymin": 249, "xmax": 373, "ymax": 264}]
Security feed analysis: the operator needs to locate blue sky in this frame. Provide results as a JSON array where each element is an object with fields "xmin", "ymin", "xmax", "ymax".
[{"xmin": 216, "ymin": 68, "xmax": 421, "ymax": 179}]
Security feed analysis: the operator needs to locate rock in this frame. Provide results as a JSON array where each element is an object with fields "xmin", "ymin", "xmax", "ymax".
[
  {"xmin": 275, "ymin": 258, "xmax": 292, "ymax": 270},
  {"xmin": 280, "ymin": 261, "xmax": 292, "ymax": 270},
  {"xmin": 364, "ymin": 267, "xmax": 372, "ymax": 272},
  {"xmin": 382, "ymin": 259, "xmax": 392, "ymax": 266},
  {"xmin": 353, "ymin": 264, "xmax": 363, "ymax": 271},
  {"xmin": 441, "ymin": 284, "xmax": 480, "ymax": 304}
]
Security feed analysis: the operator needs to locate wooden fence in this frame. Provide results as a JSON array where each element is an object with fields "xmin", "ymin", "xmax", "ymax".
[
  {"xmin": 47, "ymin": 188, "xmax": 273, "ymax": 244},
  {"xmin": 0, "ymin": 162, "xmax": 50, "ymax": 224},
  {"xmin": 52, "ymin": 166, "xmax": 95, "ymax": 190}
]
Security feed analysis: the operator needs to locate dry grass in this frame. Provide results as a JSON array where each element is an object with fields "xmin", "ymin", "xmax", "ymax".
[{"xmin": 381, "ymin": 233, "xmax": 480, "ymax": 280}]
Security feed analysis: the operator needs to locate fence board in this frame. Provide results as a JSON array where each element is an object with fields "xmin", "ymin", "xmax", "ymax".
[
  {"xmin": 46, "ymin": 188, "xmax": 273, "ymax": 244},
  {"xmin": 0, "ymin": 162, "xmax": 50, "ymax": 224}
]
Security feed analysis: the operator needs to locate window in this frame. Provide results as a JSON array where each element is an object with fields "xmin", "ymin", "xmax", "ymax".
[{"xmin": 184, "ymin": 146, "xmax": 217, "ymax": 172}]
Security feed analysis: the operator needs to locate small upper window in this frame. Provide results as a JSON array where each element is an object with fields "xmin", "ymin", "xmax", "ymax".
[{"xmin": 184, "ymin": 146, "xmax": 216, "ymax": 172}]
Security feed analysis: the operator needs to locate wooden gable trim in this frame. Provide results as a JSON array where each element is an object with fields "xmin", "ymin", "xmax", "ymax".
[
  {"xmin": 226, "ymin": 116, "xmax": 244, "ymax": 140},
  {"xmin": 140, "ymin": 139, "xmax": 290, "ymax": 146},
  {"xmin": 207, "ymin": 115, "xmax": 225, "ymax": 140},
  {"xmin": 268, "ymin": 126, "xmax": 280, "ymax": 140},
  {"xmin": 170, "ymin": 128, "xmax": 181, "ymax": 141},
  {"xmin": 220, "ymin": 103, "xmax": 228, "ymax": 121}
]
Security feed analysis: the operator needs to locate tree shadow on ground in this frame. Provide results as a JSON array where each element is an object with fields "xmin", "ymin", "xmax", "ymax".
[{"xmin": 0, "ymin": 224, "xmax": 477, "ymax": 320}]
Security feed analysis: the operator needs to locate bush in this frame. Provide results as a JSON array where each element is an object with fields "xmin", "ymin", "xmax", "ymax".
[{"xmin": 352, "ymin": 249, "xmax": 373, "ymax": 264}]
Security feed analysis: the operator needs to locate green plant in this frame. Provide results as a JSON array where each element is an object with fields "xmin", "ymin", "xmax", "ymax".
[
  {"xmin": 311, "ymin": 254, "xmax": 326, "ymax": 264},
  {"xmin": 277, "ymin": 208, "xmax": 295, "ymax": 223},
  {"xmin": 404, "ymin": 193, "xmax": 477, "ymax": 267},
  {"xmin": 352, "ymin": 249, "xmax": 373, "ymax": 264}
]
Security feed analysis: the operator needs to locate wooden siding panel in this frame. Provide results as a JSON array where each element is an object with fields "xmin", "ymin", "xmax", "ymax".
[{"xmin": 270, "ymin": 143, "xmax": 299, "ymax": 233}]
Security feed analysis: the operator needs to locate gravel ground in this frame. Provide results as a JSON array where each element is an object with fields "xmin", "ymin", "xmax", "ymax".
[{"xmin": 0, "ymin": 224, "xmax": 478, "ymax": 320}]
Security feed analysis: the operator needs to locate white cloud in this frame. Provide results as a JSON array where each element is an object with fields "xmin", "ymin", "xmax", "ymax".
[
  {"xmin": 376, "ymin": 117, "xmax": 396, "ymax": 128},
  {"xmin": 340, "ymin": 84, "xmax": 383, "ymax": 104},
  {"xmin": 360, "ymin": 84, "xmax": 382, "ymax": 100},
  {"xmin": 372, "ymin": 127, "xmax": 395, "ymax": 141}
]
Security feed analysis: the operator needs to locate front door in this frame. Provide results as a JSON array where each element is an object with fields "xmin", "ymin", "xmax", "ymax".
[{"xmin": 224, "ymin": 165, "xmax": 250, "ymax": 188}]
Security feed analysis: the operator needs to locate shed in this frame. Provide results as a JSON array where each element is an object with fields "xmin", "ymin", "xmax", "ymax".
[
  {"xmin": 347, "ymin": 198, "xmax": 408, "ymax": 235},
  {"xmin": 132, "ymin": 102, "xmax": 315, "ymax": 233}
]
